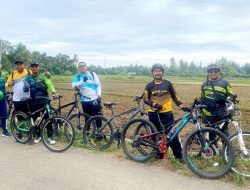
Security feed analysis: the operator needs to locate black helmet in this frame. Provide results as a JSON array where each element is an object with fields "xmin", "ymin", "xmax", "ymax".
[
  {"xmin": 151, "ymin": 63, "xmax": 164, "ymax": 73},
  {"xmin": 207, "ymin": 64, "xmax": 221, "ymax": 72}
]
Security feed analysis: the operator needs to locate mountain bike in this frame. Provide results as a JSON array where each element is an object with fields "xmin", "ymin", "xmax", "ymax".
[
  {"xmin": 82, "ymin": 96, "xmax": 147, "ymax": 150},
  {"xmin": 51, "ymin": 89, "xmax": 90, "ymax": 131},
  {"xmin": 121, "ymin": 99, "xmax": 234, "ymax": 179},
  {"xmin": 202, "ymin": 95, "xmax": 250, "ymax": 178},
  {"xmin": 10, "ymin": 96, "xmax": 75, "ymax": 152}
]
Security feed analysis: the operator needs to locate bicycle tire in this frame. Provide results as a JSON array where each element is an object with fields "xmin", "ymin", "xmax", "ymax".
[
  {"xmin": 41, "ymin": 116, "xmax": 75, "ymax": 152},
  {"xmin": 182, "ymin": 127, "xmax": 234, "ymax": 179},
  {"xmin": 229, "ymin": 130, "xmax": 250, "ymax": 177},
  {"xmin": 83, "ymin": 115, "xmax": 114, "ymax": 150},
  {"xmin": 10, "ymin": 111, "xmax": 31, "ymax": 144},
  {"xmin": 121, "ymin": 118, "xmax": 158, "ymax": 163},
  {"xmin": 68, "ymin": 112, "xmax": 89, "ymax": 131}
]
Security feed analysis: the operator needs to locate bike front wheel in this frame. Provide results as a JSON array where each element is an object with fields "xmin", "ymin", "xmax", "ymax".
[
  {"xmin": 183, "ymin": 127, "xmax": 234, "ymax": 179},
  {"xmin": 41, "ymin": 116, "xmax": 75, "ymax": 152},
  {"xmin": 68, "ymin": 112, "xmax": 89, "ymax": 131},
  {"xmin": 121, "ymin": 118, "xmax": 158, "ymax": 163},
  {"xmin": 83, "ymin": 115, "xmax": 114, "ymax": 150},
  {"xmin": 10, "ymin": 111, "xmax": 31, "ymax": 144},
  {"xmin": 229, "ymin": 130, "xmax": 250, "ymax": 178}
]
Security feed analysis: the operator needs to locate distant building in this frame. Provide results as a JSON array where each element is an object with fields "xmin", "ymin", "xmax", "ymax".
[{"xmin": 127, "ymin": 72, "xmax": 136, "ymax": 79}]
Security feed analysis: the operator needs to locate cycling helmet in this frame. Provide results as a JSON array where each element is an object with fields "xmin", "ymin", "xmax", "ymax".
[
  {"xmin": 0, "ymin": 91, "xmax": 4, "ymax": 101},
  {"xmin": 151, "ymin": 63, "xmax": 164, "ymax": 73},
  {"xmin": 207, "ymin": 64, "xmax": 221, "ymax": 72}
]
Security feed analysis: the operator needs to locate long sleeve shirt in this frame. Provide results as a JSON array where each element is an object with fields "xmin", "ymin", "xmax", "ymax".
[
  {"xmin": 143, "ymin": 79, "xmax": 182, "ymax": 113},
  {"xmin": 72, "ymin": 71, "xmax": 101, "ymax": 102}
]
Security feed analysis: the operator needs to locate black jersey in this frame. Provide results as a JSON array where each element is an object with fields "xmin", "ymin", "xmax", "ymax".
[{"xmin": 143, "ymin": 79, "xmax": 182, "ymax": 113}]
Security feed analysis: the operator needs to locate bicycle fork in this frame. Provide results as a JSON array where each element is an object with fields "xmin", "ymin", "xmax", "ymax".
[{"xmin": 233, "ymin": 121, "xmax": 248, "ymax": 156}]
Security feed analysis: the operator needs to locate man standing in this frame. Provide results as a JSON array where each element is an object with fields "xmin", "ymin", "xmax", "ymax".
[
  {"xmin": 5, "ymin": 60, "xmax": 30, "ymax": 113},
  {"xmin": 23, "ymin": 62, "xmax": 57, "ymax": 144},
  {"xmin": 200, "ymin": 64, "xmax": 233, "ymax": 136},
  {"xmin": 72, "ymin": 62, "xmax": 102, "ymax": 120},
  {"xmin": 0, "ymin": 62, "xmax": 11, "ymax": 137},
  {"xmin": 143, "ymin": 63, "xmax": 185, "ymax": 161}
]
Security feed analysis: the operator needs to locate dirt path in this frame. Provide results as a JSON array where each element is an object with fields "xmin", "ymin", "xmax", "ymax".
[{"xmin": 0, "ymin": 137, "xmax": 246, "ymax": 190}]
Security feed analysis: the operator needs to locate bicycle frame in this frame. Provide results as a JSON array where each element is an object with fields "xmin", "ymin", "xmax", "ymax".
[
  {"xmin": 138, "ymin": 106, "xmax": 210, "ymax": 153},
  {"xmin": 99, "ymin": 100, "xmax": 146, "ymax": 132}
]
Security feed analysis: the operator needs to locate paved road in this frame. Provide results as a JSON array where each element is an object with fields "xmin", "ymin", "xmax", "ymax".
[{"xmin": 0, "ymin": 137, "xmax": 246, "ymax": 190}]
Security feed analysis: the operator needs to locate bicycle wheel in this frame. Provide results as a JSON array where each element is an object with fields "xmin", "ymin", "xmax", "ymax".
[
  {"xmin": 83, "ymin": 115, "xmax": 114, "ymax": 150},
  {"xmin": 183, "ymin": 127, "xmax": 234, "ymax": 179},
  {"xmin": 229, "ymin": 131, "xmax": 250, "ymax": 177},
  {"xmin": 41, "ymin": 116, "xmax": 75, "ymax": 152},
  {"xmin": 10, "ymin": 111, "xmax": 31, "ymax": 144},
  {"xmin": 68, "ymin": 112, "xmax": 89, "ymax": 131},
  {"xmin": 121, "ymin": 118, "xmax": 158, "ymax": 163}
]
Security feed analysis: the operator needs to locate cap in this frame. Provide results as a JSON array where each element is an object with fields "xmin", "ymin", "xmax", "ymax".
[
  {"xmin": 30, "ymin": 62, "xmax": 40, "ymax": 67},
  {"xmin": 78, "ymin": 62, "xmax": 86, "ymax": 68},
  {"xmin": 14, "ymin": 60, "xmax": 24, "ymax": 64}
]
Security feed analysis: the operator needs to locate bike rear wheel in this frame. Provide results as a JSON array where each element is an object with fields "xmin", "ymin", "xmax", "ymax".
[
  {"xmin": 83, "ymin": 115, "xmax": 114, "ymax": 150},
  {"xmin": 41, "ymin": 116, "xmax": 75, "ymax": 152},
  {"xmin": 229, "ymin": 130, "xmax": 250, "ymax": 177},
  {"xmin": 121, "ymin": 118, "xmax": 158, "ymax": 163},
  {"xmin": 183, "ymin": 127, "xmax": 234, "ymax": 179},
  {"xmin": 10, "ymin": 111, "xmax": 31, "ymax": 144}
]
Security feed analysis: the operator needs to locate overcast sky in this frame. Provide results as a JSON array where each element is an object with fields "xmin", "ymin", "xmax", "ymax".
[{"xmin": 1, "ymin": 0, "xmax": 250, "ymax": 67}]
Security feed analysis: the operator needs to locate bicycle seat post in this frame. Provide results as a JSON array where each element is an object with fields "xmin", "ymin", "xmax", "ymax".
[{"xmin": 156, "ymin": 111, "xmax": 165, "ymax": 131}]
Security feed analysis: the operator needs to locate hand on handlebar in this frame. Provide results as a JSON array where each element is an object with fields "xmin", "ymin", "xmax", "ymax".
[{"xmin": 153, "ymin": 103, "xmax": 163, "ymax": 110}]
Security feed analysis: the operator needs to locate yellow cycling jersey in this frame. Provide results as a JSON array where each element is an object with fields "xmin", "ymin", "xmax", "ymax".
[
  {"xmin": 5, "ymin": 69, "xmax": 32, "ymax": 101},
  {"xmin": 143, "ymin": 79, "xmax": 182, "ymax": 113}
]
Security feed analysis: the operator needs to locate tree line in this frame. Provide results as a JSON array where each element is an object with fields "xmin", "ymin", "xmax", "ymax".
[{"xmin": 1, "ymin": 39, "xmax": 250, "ymax": 78}]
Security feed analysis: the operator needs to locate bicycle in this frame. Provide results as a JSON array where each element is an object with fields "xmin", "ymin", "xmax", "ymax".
[
  {"xmin": 121, "ymin": 99, "xmax": 234, "ymax": 179},
  {"xmin": 51, "ymin": 89, "xmax": 90, "ymax": 132},
  {"xmin": 82, "ymin": 96, "xmax": 147, "ymax": 150},
  {"xmin": 10, "ymin": 96, "xmax": 75, "ymax": 152},
  {"xmin": 201, "ymin": 95, "xmax": 250, "ymax": 178}
]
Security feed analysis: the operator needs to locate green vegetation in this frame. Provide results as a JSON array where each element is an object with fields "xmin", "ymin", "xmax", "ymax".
[{"xmin": 1, "ymin": 39, "xmax": 250, "ymax": 78}]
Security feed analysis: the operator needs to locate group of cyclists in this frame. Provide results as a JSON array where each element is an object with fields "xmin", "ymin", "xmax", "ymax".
[
  {"xmin": 0, "ymin": 60, "xmax": 102, "ymax": 145},
  {"xmin": 142, "ymin": 63, "xmax": 233, "ymax": 162},
  {"xmin": 0, "ymin": 59, "xmax": 234, "ymax": 163}
]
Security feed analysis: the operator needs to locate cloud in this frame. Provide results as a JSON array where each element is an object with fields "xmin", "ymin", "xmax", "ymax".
[{"xmin": 1, "ymin": 0, "xmax": 250, "ymax": 66}]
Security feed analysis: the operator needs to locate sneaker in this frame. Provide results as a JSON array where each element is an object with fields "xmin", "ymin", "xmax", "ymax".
[
  {"xmin": 34, "ymin": 137, "xmax": 41, "ymax": 144},
  {"xmin": 48, "ymin": 137, "xmax": 56, "ymax": 145},
  {"xmin": 2, "ymin": 131, "xmax": 11, "ymax": 137}
]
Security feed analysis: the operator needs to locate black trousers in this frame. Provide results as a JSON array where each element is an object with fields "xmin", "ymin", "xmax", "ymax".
[
  {"xmin": 81, "ymin": 100, "xmax": 102, "ymax": 128},
  {"xmin": 148, "ymin": 111, "xmax": 182, "ymax": 159}
]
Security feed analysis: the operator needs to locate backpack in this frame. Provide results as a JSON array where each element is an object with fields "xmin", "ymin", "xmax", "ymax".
[{"xmin": 77, "ymin": 71, "xmax": 94, "ymax": 81}]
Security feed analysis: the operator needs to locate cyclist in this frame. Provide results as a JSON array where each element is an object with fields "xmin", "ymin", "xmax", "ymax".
[
  {"xmin": 0, "ymin": 62, "xmax": 11, "ymax": 137},
  {"xmin": 5, "ymin": 60, "xmax": 31, "ymax": 113},
  {"xmin": 23, "ymin": 62, "xmax": 57, "ymax": 144},
  {"xmin": 143, "ymin": 63, "xmax": 185, "ymax": 161},
  {"xmin": 200, "ymin": 63, "xmax": 234, "ymax": 136},
  {"xmin": 72, "ymin": 62, "xmax": 102, "ymax": 120}
]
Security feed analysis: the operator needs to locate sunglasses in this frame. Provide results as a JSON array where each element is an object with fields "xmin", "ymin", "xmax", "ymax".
[
  {"xmin": 78, "ymin": 65, "xmax": 86, "ymax": 68},
  {"xmin": 209, "ymin": 70, "xmax": 219, "ymax": 74}
]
